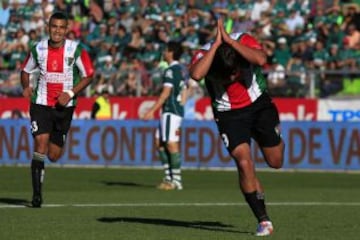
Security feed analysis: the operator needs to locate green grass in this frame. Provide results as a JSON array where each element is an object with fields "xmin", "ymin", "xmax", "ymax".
[{"xmin": 1, "ymin": 166, "xmax": 360, "ymax": 240}]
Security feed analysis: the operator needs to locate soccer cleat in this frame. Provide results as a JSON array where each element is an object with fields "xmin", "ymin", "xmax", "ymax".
[
  {"xmin": 255, "ymin": 221, "xmax": 273, "ymax": 237},
  {"xmin": 171, "ymin": 180, "xmax": 183, "ymax": 190},
  {"xmin": 157, "ymin": 181, "xmax": 183, "ymax": 190},
  {"xmin": 31, "ymin": 194, "xmax": 42, "ymax": 208},
  {"xmin": 157, "ymin": 180, "xmax": 172, "ymax": 190}
]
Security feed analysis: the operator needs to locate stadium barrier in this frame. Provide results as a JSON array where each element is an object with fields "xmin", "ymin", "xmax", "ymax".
[
  {"xmin": 1, "ymin": 97, "xmax": 360, "ymax": 121},
  {"xmin": 0, "ymin": 119, "xmax": 359, "ymax": 171}
]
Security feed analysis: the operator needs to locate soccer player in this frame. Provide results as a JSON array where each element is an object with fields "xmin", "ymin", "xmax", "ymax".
[
  {"xmin": 142, "ymin": 41, "xmax": 187, "ymax": 190},
  {"xmin": 189, "ymin": 18, "xmax": 285, "ymax": 236},
  {"xmin": 21, "ymin": 12, "xmax": 95, "ymax": 208}
]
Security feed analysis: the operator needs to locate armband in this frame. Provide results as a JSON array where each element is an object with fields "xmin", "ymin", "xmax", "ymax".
[{"xmin": 64, "ymin": 90, "xmax": 75, "ymax": 98}]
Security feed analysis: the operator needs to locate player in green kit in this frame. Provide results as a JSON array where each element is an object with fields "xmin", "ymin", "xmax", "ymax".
[{"xmin": 142, "ymin": 41, "xmax": 187, "ymax": 190}]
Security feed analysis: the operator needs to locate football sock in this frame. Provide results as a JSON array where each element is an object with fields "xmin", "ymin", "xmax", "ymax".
[
  {"xmin": 159, "ymin": 149, "xmax": 171, "ymax": 181},
  {"xmin": 31, "ymin": 152, "xmax": 46, "ymax": 197},
  {"xmin": 244, "ymin": 191, "xmax": 270, "ymax": 223},
  {"xmin": 170, "ymin": 152, "xmax": 182, "ymax": 184}
]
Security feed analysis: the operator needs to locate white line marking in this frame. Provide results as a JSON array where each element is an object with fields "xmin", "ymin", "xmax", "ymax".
[{"xmin": 1, "ymin": 202, "xmax": 360, "ymax": 209}]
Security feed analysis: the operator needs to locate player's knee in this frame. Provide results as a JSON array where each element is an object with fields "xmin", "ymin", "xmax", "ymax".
[
  {"xmin": 266, "ymin": 155, "xmax": 283, "ymax": 169},
  {"xmin": 47, "ymin": 152, "xmax": 62, "ymax": 162},
  {"xmin": 236, "ymin": 158, "xmax": 254, "ymax": 171}
]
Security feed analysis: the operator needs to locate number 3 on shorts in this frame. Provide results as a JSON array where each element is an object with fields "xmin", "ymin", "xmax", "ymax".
[{"xmin": 31, "ymin": 121, "xmax": 39, "ymax": 133}]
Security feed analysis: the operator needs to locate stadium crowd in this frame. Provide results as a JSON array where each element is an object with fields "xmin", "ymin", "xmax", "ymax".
[{"xmin": 0, "ymin": 0, "xmax": 359, "ymax": 98}]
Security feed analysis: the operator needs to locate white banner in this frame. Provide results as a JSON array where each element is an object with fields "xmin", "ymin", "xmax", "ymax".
[{"xmin": 318, "ymin": 99, "xmax": 360, "ymax": 121}]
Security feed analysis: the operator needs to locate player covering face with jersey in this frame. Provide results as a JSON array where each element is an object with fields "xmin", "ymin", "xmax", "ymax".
[
  {"xmin": 21, "ymin": 12, "xmax": 95, "ymax": 208},
  {"xmin": 189, "ymin": 18, "xmax": 284, "ymax": 236}
]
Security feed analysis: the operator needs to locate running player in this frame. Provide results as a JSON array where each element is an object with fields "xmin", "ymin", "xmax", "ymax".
[{"xmin": 21, "ymin": 12, "xmax": 95, "ymax": 208}]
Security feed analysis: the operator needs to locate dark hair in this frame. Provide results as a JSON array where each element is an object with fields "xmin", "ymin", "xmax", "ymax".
[
  {"xmin": 209, "ymin": 43, "xmax": 249, "ymax": 79},
  {"xmin": 49, "ymin": 12, "xmax": 68, "ymax": 23},
  {"xmin": 166, "ymin": 41, "xmax": 183, "ymax": 60}
]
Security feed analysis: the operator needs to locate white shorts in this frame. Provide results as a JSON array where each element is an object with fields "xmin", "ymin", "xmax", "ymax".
[{"xmin": 156, "ymin": 112, "xmax": 183, "ymax": 143}]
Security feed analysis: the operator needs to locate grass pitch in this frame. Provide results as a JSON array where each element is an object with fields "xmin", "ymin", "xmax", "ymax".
[{"xmin": 1, "ymin": 166, "xmax": 360, "ymax": 240}]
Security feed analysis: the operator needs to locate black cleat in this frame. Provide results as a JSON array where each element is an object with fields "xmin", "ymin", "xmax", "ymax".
[{"xmin": 31, "ymin": 195, "xmax": 42, "ymax": 208}]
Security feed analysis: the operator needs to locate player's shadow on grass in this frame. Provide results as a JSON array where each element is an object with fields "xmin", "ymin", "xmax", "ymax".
[
  {"xmin": 101, "ymin": 181, "xmax": 154, "ymax": 188},
  {"xmin": 0, "ymin": 198, "xmax": 28, "ymax": 206},
  {"xmin": 97, "ymin": 217, "xmax": 252, "ymax": 234}
]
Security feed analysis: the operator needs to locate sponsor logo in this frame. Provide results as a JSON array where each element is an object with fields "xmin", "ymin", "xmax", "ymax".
[
  {"xmin": 328, "ymin": 110, "xmax": 360, "ymax": 121},
  {"xmin": 65, "ymin": 57, "xmax": 74, "ymax": 66}
]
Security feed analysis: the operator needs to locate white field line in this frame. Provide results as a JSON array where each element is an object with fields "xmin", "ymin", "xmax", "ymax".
[{"xmin": 1, "ymin": 202, "xmax": 360, "ymax": 209}]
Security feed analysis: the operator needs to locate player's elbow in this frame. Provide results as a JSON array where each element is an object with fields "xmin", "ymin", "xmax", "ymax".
[
  {"xmin": 189, "ymin": 71, "xmax": 203, "ymax": 82},
  {"xmin": 256, "ymin": 53, "xmax": 267, "ymax": 66}
]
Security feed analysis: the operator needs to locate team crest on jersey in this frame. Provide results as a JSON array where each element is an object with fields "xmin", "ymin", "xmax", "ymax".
[
  {"xmin": 65, "ymin": 57, "xmax": 74, "ymax": 66},
  {"xmin": 52, "ymin": 60, "xmax": 59, "ymax": 70},
  {"xmin": 165, "ymin": 69, "xmax": 173, "ymax": 79}
]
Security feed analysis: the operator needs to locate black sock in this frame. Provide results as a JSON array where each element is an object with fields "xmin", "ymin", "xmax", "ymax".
[
  {"xmin": 244, "ymin": 191, "xmax": 270, "ymax": 223},
  {"xmin": 31, "ymin": 159, "xmax": 44, "ymax": 197}
]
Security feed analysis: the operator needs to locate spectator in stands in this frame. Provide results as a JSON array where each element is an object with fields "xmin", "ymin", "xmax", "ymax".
[
  {"xmin": 286, "ymin": 53, "xmax": 307, "ymax": 97},
  {"xmin": 267, "ymin": 58, "xmax": 287, "ymax": 97},
  {"xmin": 313, "ymin": 40, "xmax": 329, "ymax": 72},
  {"xmin": 273, "ymin": 37, "xmax": 292, "ymax": 67},
  {"xmin": 117, "ymin": 71, "xmax": 140, "ymax": 97},
  {"xmin": 338, "ymin": 38, "xmax": 358, "ymax": 70},
  {"xmin": 321, "ymin": 44, "xmax": 343, "ymax": 97},
  {"xmin": 90, "ymin": 23, "xmax": 108, "ymax": 51},
  {"xmin": 284, "ymin": 9, "xmax": 305, "ymax": 34},
  {"xmin": 114, "ymin": 24, "xmax": 131, "ymax": 55},
  {"xmin": 251, "ymin": 0, "xmax": 270, "ymax": 22},
  {"xmin": 344, "ymin": 23, "xmax": 360, "ymax": 49},
  {"xmin": 342, "ymin": 3, "xmax": 360, "ymax": 31},
  {"xmin": 325, "ymin": 23, "xmax": 346, "ymax": 49},
  {"xmin": 0, "ymin": 0, "xmax": 11, "ymax": 27},
  {"xmin": 8, "ymin": 44, "xmax": 26, "ymax": 70},
  {"xmin": 125, "ymin": 25, "xmax": 146, "ymax": 56},
  {"xmin": 27, "ymin": 11, "xmax": 45, "ymax": 35},
  {"xmin": 0, "ymin": 69, "xmax": 22, "ymax": 96},
  {"xmin": 94, "ymin": 55, "xmax": 117, "ymax": 95},
  {"xmin": 104, "ymin": 24, "xmax": 118, "ymax": 51}
]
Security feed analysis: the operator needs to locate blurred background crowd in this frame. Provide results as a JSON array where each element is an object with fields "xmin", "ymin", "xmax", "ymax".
[{"xmin": 0, "ymin": 0, "xmax": 359, "ymax": 99}]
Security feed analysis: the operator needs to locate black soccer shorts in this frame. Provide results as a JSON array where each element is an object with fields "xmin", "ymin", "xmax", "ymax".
[
  {"xmin": 214, "ymin": 93, "xmax": 282, "ymax": 152},
  {"xmin": 30, "ymin": 103, "xmax": 75, "ymax": 147}
]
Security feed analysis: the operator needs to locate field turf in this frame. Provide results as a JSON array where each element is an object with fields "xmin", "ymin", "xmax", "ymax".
[{"xmin": 1, "ymin": 166, "xmax": 360, "ymax": 240}]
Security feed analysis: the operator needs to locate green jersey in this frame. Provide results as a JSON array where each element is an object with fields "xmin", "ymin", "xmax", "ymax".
[{"xmin": 162, "ymin": 61, "xmax": 186, "ymax": 117}]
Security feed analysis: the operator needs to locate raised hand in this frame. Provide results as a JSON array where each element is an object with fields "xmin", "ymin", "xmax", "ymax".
[
  {"xmin": 213, "ymin": 18, "xmax": 223, "ymax": 48},
  {"xmin": 218, "ymin": 18, "xmax": 233, "ymax": 45}
]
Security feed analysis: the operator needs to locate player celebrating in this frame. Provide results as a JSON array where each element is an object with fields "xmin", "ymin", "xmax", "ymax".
[
  {"xmin": 189, "ymin": 18, "xmax": 285, "ymax": 236},
  {"xmin": 21, "ymin": 12, "xmax": 95, "ymax": 208}
]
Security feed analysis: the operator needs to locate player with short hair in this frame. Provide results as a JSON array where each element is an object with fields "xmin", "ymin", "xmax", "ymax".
[
  {"xmin": 21, "ymin": 12, "xmax": 95, "ymax": 208},
  {"xmin": 142, "ymin": 41, "xmax": 187, "ymax": 190},
  {"xmin": 189, "ymin": 18, "xmax": 285, "ymax": 236}
]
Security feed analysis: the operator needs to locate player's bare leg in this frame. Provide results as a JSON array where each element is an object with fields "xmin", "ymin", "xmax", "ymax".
[{"xmin": 232, "ymin": 143, "xmax": 273, "ymax": 236}]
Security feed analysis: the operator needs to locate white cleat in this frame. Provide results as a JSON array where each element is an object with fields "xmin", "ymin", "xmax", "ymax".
[{"xmin": 255, "ymin": 221, "xmax": 273, "ymax": 237}]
